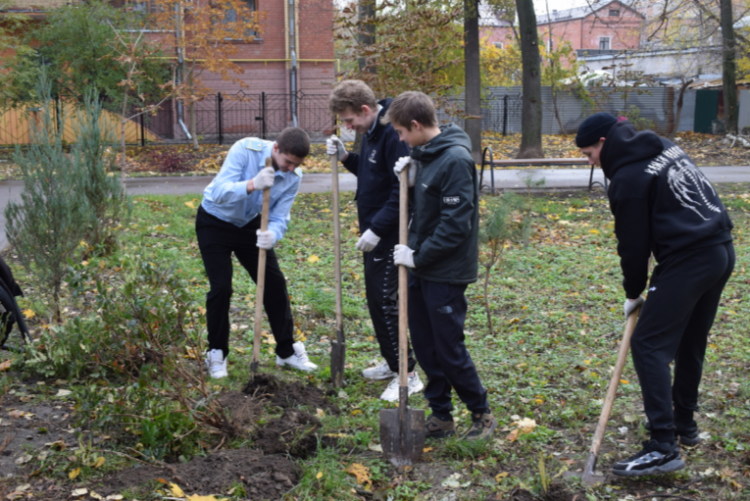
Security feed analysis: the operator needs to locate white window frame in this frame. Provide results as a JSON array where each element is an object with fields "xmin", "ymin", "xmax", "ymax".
[
  {"xmin": 493, "ymin": 42, "xmax": 504, "ymax": 49},
  {"xmin": 599, "ymin": 36, "xmax": 611, "ymax": 50}
]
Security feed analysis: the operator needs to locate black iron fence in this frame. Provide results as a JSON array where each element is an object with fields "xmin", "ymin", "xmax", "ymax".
[{"xmin": 134, "ymin": 91, "xmax": 336, "ymax": 146}]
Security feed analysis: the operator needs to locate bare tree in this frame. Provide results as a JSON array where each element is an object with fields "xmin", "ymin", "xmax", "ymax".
[{"xmin": 720, "ymin": 0, "xmax": 738, "ymax": 134}]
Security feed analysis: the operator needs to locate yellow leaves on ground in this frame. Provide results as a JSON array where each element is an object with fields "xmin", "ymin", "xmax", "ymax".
[
  {"xmin": 169, "ymin": 483, "xmax": 186, "ymax": 497},
  {"xmin": 0, "ymin": 359, "xmax": 11, "ymax": 372},
  {"xmin": 345, "ymin": 463, "xmax": 372, "ymax": 490},
  {"xmin": 187, "ymin": 495, "xmax": 226, "ymax": 501},
  {"xmin": 495, "ymin": 472, "xmax": 509, "ymax": 482},
  {"xmin": 93, "ymin": 456, "xmax": 106, "ymax": 468},
  {"xmin": 307, "ymin": 255, "xmax": 321, "ymax": 263},
  {"xmin": 506, "ymin": 418, "xmax": 537, "ymax": 442},
  {"xmin": 22, "ymin": 309, "xmax": 35, "ymax": 319},
  {"xmin": 184, "ymin": 198, "xmax": 200, "ymax": 209},
  {"xmin": 69, "ymin": 468, "xmax": 81, "ymax": 480},
  {"xmin": 315, "ymin": 471, "xmax": 323, "ymax": 479}
]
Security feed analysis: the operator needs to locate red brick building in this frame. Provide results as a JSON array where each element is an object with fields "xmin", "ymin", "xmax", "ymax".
[{"xmin": 481, "ymin": 0, "xmax": 644, "ymax": 55}]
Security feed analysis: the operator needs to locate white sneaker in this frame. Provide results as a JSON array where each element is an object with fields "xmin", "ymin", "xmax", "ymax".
[
  {"xmin": 204, "ymin": 349, "xmax": 228, "ymax": 379},
  {"xmin": 276, "ymin": 341, "xmax": 318, "ymax": 372},
  {"xmin": 362, "ymin": 361, "xmax": 397, "ymax": 380},
  {"xmin": 380, "ymin": 373, "xmax": 424, "ymax": 402}
]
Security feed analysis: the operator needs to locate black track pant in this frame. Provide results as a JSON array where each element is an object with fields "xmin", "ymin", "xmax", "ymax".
[
  {"xmin": 364, "ymin": 239, "xmax": 415, "ymax": 373},
  {"xmin": 631, "ymin": 241, "xmax": 735, "ymax": 443},
  {"xmin": 408, "ymin": 275, "xmax": 488, "ymax": 418},
  {"xmin": 195, "ymin": 206, "xmax": 295, "ymax": 360}
]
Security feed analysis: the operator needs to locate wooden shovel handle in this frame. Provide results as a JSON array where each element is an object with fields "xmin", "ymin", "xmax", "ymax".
[
  {"xmin": 588, "ymin": 305, "xmax": 641, "ymax": 456},
  {"xmin": 398, "ymin": 168, "xmax": 409, "ymax": 392},
  {"xmin": 332, "ymin": 154, "xmax": 343, "ymax": 334},
  {"xmin": 252, "ymin": 158, "xmax": 272, "ymax": 369}
]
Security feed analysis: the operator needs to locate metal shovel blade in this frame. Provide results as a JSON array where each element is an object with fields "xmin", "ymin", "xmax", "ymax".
[
  {"xmin": 379, "ymin": 400, "xmax": 425, "ymax": 467},
  {"xmin": 330, "ymin": 331, "xmax": 345, "ymax": 388}
]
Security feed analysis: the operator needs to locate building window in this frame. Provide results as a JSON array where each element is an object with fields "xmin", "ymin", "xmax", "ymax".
[
  {"xmin": 223, "ymin": 0, "xmax": 257, "ymax": 38},
  {"xmin": 599, "ymin": 37, "xmax": 610, "ymax": 50},
  {"xmin": 493, "ymin": 42, "xmax": 504, "ymax": 49},
  {"xmin": 609, "ymin": 9, "xmax": 620, "ymax": 16}
]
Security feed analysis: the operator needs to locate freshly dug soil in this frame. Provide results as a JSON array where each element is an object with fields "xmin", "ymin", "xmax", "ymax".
[
  {"xmin": 99, "ymin": 449, "xmax": 298, "ymax": 499},
  {"xmin": 253, "ymin": 408, "xmax": 322, "ymax": 459},
  {"xmin": 243, "ymin": 374, "xmax": 341, "ymax": 415},
  {"xmin": 216, "ymin": 390, "xmax": 260, "ymax": 435},
  {"xmin": 501, "ymin": 484, "xmax": 579, "ymax": 501}
]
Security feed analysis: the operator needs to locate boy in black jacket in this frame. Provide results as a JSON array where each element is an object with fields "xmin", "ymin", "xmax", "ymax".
[
  {"xmin": 327, "ymin": 80, "xmax": 422, "ymax": 401},
  {"xmin": 577, "ymin": 112, "xmax": 734, "ymax": 476},
  {"xmin": 385, "ymin": 91, "xmax": 497, "ymax": 441}
]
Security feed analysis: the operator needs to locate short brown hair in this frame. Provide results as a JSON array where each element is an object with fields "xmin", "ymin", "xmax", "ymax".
[
  {"xmin": 277, "ymin": 127, "xmax": 310, "ymax": 158},
  {"xmin": 329, "ymin": 80, "xmax": 378, "ymax": 115},
  {"xmin": 381, "ymin": 91, "xmax": 438, "ymax": 130}
]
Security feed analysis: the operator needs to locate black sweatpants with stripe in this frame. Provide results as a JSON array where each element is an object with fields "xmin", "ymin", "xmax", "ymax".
[
  {"xmin": 631, "ymin": 241, "xmax": 735, "ymax": 443},
  {"xmin": 364, "ymin": 238, "xmax": 415, "ymax": 374}
]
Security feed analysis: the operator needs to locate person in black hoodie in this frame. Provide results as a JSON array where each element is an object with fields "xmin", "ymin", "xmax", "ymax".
[
  {"xmin": 577, "ymin": 112, "xmax": 734, "ymax": 477},
  {"xmin": 384, "ymin": 91, "xmax": 497, "ymax": 441},
  {"xmin": 327, "ymin": 80, "xmax": 422, "ymax": 401}
]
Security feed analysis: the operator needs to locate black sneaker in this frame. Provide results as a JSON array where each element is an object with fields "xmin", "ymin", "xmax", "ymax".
[
  {"xmin": 425, "ymin": 415, "xmax": 455, "ymax": 439},
  {"xmin": 463, "ymin": 413, "xmax": 498, "ymax": 441},
  {"xmin": 643, "ymin": 419, "xmax": 702, "ymax": 446},
  {"xmin": 612, "ymin": 440, "xmax": 686, "ymax": 477}
]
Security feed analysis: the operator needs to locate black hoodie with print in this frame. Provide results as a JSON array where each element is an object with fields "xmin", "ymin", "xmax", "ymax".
[{"xmin": 600, "ymin": 120, "xmax": 733, "ymax": 299}]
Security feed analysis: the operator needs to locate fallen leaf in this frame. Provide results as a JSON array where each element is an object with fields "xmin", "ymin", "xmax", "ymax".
[
  {"xmin": 94, "ymin": 456, "xmax": 105, "ymax": 468},
  {"xmin": 69, "ymin": 467, "xmax": 81, "ymax": 480},
  {"xmin": 423, "ymin": 447, "xmax": 433, "ymax": 453},
  {"xmin": 169, "ymin": 482, "xmax": 186, "ymax": 497},
  {"xmin": 185, "ymin": 200, "xmax": 197, "ymax": 209},
  {"xmin": 187, "ymin": 495, "xmax": 224, "ymax": 501},
  {"xmin": 495, "ymin": 472, "xmax": 509, "ymax": 482},
  {"xmin": 56, "ymin": 389, "xmax": 72, "ymax": 397},
  {"xmin": 345, "ymin": 463, "xmax": 372, "ymax": 489},
  {"xmin": 22, "ymin": 309, "xmax": 35, "ymax": 319},
  {"xmin": 90, "ymin": 491, "xmax": 103, "ymax": 500},
  {"xmin": 316, "ymin": 471, "xmax": 323, "ymax": 479},
  {"xmin": 0, "ymin": 360, "xmax": 11, "ymax": 372},
  {"xmin": 307, "ymin": 255, "xmax": 320, "ymax": 263},
  {"xmin": 71, "ymin": 488, "xmax": 88, "ymax": 497},
  {"xmin": 367, "ymin": 443, "xmax": 382, "ymax": 452}
]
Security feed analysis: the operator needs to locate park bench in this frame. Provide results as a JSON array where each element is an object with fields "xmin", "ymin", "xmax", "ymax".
[{"xmin": 479, "ymin": 146, "xmax": 608, "ymax": 193}]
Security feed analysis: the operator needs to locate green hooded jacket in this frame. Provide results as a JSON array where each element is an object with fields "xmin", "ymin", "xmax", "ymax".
[{"xmin": 408, "ymin": 124, "xmax": 479, "ymax": 284}]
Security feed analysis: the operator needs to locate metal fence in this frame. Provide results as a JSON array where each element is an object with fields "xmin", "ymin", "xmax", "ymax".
[{"xmin": 133, "ymin": 91, "xmax": 336, "ymax": 146}]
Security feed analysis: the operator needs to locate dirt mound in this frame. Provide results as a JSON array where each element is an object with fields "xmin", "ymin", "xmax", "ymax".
[
  {"xmin": 253, "ymin": 408, "xmax": 322, "ymax": 459},
  {"xmin": 216, "ymin": 390, "xmax": 260, "ymax": 435},
  {"xmin": 243, "ymin": 374, "xmax": 341, "ymax": 415},
  {"xmin": 502, "ymin": 484, "xmax": 578, "ymax": 501},
  {"xmin": 100, "ymin": 449, "xmax": 298, "ymax": 499}
]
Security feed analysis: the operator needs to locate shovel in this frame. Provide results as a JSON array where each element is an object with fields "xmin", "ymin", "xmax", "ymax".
[
  {"xmin": 379, "ymin": 165, "xmax": 425, "ymax": 468},
  {"xmin": 578, "ymin": 303, "xmax": 643, "ymax": 485},
  {"xmin": 250, "ymin": 157, "xmax": 273, "ymax": 376},
  {"xmin": 330, "ymin": 153, "xmax": 346, "ymax": 387}
]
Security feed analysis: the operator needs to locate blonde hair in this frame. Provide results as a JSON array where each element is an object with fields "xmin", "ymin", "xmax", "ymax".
[{"xmin": 329, "ymin": 80, "xmax": 378, "ymax": 115}]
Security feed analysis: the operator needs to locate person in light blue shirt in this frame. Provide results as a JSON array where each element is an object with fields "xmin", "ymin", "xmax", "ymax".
[{"xmin": 196, "ymin": 127, "xmax": 317, "ymax": 378}]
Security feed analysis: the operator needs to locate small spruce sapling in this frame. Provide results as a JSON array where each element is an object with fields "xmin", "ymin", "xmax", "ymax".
[{"xmin": 478, "ymin": 192, "xmax": 523, "ymax": 336}]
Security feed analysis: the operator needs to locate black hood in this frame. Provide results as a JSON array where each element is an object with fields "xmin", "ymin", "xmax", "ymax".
[
  {"xmin": 366, "ymin": 98, "xmax": 394, "ymax": 141},
  {"xmin": 600, "ymin": 120, "xmax": 664, "ymax": 180},
  {"xmin": 411, "ymin": 123, "xmax": 472, "ymax": 164}
]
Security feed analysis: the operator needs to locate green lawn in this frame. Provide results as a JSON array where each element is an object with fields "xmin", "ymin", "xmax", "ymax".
[{"xmin": 2, "ymin": 186, "xmax": 749, "ymax": 500}]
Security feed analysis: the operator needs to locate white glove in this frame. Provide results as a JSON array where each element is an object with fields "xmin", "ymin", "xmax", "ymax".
[
  {"xmin": 326, "ymin": 135, "xmax": 348, "ymax": 161},
  {"xmin": 251, "ymin": 167, "xmax": 275, "ymax": 191},
  {"xmin": 393, "ymin": 156, "xmax": 417, "ymax": 187},
  {"xmin": 256, "ymin": 229, "xmax": 275, "ymax": 250},
  {"xmin": 356, "ymin": 229, "xmax": 381, "ymax": 252},
  {"xmin": 624, "ymin": 295, "xmax": 645, "ymax": 317},
  {"xmin": 393, "ymin": 244, "xmax": 415, "ymax": 268}
]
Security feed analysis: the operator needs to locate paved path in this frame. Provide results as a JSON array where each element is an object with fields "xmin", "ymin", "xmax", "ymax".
[{"xmin": 1, "ymin": 165, "xmax": 749, "ymax": 250}]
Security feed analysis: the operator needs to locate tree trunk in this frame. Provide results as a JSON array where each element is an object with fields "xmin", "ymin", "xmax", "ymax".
[
  {"xmin": 720, "ymin": 0, "xmax": 738, "ymax": 134},
  {"xmin": 464, "ymin": 0, "xmax": 482, "ymax": 164},
  {"xmin": 670, "ymin": 78, "xmax": 693, "ymax": 139},
  {"xmin": 516, "ymin": 0, "xmax": 544, "ymax": 158},
  {"xmin": 358, "ymin": 0, "xmax": 376, "ymax": 74}
]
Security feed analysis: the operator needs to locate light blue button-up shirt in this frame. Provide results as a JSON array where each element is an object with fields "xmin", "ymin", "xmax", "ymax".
[{"xmin": 201, "ymin": 137, "xmax": 302, "ymax": 242}]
